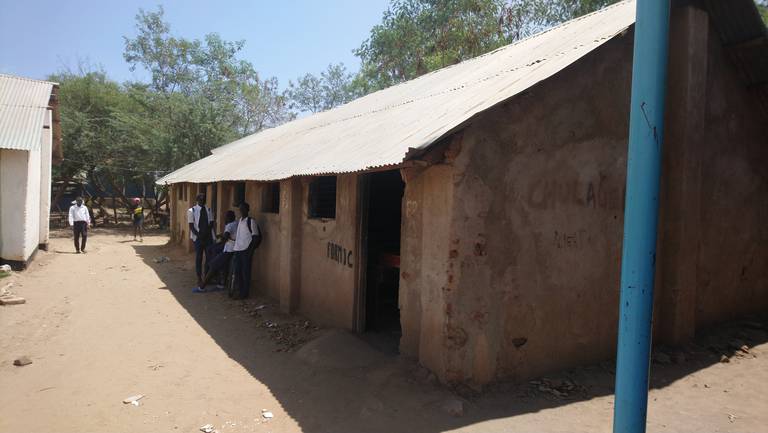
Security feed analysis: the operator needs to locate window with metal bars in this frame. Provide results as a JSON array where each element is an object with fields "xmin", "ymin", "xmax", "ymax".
[{"xmin": 308, "ymin": 176, "xmax": 336, "ymax": 219}]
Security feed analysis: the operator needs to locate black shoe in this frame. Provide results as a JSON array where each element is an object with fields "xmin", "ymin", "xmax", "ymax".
[{"xmin": 76, "ymin": 250, "xmax": 81, "ymax": 254}]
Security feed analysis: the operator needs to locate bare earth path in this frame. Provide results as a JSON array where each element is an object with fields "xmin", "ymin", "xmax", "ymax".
[{"xmin": 1, "ymin": 229, "xmax": 767, "ymax": 433}]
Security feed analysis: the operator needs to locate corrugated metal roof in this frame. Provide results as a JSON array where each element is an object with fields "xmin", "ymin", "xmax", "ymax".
[
  {"xmin": 158, "ymin": 0, "xmax": 636, "ymax": 184},
  {"xmin": 0, "ymin": 74, "xmax": 57, "ymax": 151}
]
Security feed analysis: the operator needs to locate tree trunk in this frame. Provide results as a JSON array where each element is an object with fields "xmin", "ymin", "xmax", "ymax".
[{"xmin": 51, "ymin": 174, "xmax": 72, "ymax": 212}]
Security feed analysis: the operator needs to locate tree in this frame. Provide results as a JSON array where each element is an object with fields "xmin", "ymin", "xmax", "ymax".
[
  {"xmin": 287, "ymin": 63, "xmax": 357, "ymax": 113},
  {"xmin": 50, "ymin": 7, "xmax": 299, "ymax": 223},
  {"xmin": 354, "ymin": 0, "xmax": 620, "ymax": 92},
  {"xmin": 757, "ymin": 0, "xmax": 768, "ymax": 26},
  {"xmin": 123, "ymin": 6, "xmax": 294, "ymax": 154}
]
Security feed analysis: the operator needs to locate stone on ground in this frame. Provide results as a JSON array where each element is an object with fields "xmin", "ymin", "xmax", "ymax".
[
  {"xmin": 13, "ymin": 356, "xmax": 32, "ymax": 366},
  {"xmin": 0, "ymin": 296, "xmax": 26, "ymax": 305}
]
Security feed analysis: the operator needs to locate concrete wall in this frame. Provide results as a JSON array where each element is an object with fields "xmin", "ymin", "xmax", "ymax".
[
  {"xmin": 399, "ymin": 164, "xmax": 455, "ymax": 377},
  {"xmin": 169, "ymin": 182, "xmax": 196, "ymax": 250},
  {"xmin": 0, "ymin": 144, "xmax": 44, "ymax": 265},
  {"xmin": 25, "ymin": 145, "xmax": 42, "ymax": 258},
  {"xmin": 297, "ymin": 174, "xmax": 360, "ymax": 329},
  {"xmin": 437, "ymin": 33, "xmax": 633, "ymax": 386},
  {"xmin": 0, "ymin": 150, "xmax": 33, "ymax": 263},
  {"xmin": 168, "ymin": 176, "xmax": 361, "ymax": 327},
  {"xmin": 244, "ymin": 181, "xmax": 282, "ymax": 301},
  {"xmin": 0, "ymin": 150, "xmax": 28, "ymax": 261},
  {"xmin": 693, "ymin": 24, "xmax": 768, "ymax": 328},
  {"xmin": 404, "ymin": 7, "xmax": 768, "ymax": 387},
  {"xmin": 38, "ymin": 109, "xmax": 53, "ymax": 249}
]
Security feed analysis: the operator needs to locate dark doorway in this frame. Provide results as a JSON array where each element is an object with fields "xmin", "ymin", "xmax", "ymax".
[{"xmin": 362, "ymin": 170, "xmax": 405, "ymax": 353}]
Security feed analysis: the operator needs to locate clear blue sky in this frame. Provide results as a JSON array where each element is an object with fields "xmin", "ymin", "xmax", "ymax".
[{"xmin": 0, "ymin": 0, "xmax": 391, "ymax": 87}]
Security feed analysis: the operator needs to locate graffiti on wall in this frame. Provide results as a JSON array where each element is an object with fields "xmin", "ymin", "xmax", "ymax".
[
  {"xmin": 327, "ymin": 242, "xmax": 353, "ymax": 268},
  {"xmin": 527, "ymin": 177, "xmax": 623, "ymax": 211},
  {"xmin": 553, "ymin": 229, "xmax": 587, "ymax": 249}
]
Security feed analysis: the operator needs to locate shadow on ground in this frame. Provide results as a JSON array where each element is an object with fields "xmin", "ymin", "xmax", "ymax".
[{"xmin": 131, "ymin": 240, "xmax": 768, "ymax": 433}]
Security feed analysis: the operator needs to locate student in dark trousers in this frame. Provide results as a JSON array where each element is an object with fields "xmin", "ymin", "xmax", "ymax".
[
  {"xmin": 231, "ymin": 202, "xmax": 261, "ymax": 299},
  {"xmin": 68, "ymin": 196, "xmax": 90, "ymax": 253},
  {"xmin": 187, "ymin": 194, "xmax": 215, "ymax": 285},
  {"xmin": 193, "ymin": 211, "xmax": 237, "ymax": 293}
]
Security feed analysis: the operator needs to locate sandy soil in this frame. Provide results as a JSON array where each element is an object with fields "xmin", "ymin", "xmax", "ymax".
[{"xmin": 1, "ymin": 228, "xmax": 767, "ymax": 433}]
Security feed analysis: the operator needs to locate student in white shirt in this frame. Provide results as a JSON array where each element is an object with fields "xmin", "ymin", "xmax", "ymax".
[
  {"xmin": 187, "ymin": 194, "xmax": 216, "ymax": 285},
  {"xmin": 68, "ymin": 196, "xmax": 91, "ymax": 253},
  {"xmin": 231, "ymin": 202, "xmax": 261, "ymax": 299},
  {"xmin": 193, "ymin": 210, "xmax": 237, "ymax": 293}
]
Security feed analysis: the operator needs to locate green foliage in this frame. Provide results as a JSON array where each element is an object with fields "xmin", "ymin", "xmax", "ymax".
[
  {"xmin": 354, "ymin": 0, "xmax": 620, "ymax": 91},
  {"xmin": 52, "ymin": 7, "xmax": 298, "ymax": 213},
  {"xmin": 757, "ymin": 0, "xmax": 768, "ymax": 26},
  {"xmin": 123, "ymin": 7, "xmax": 294, "ymax": 148},
  {"xmin": 287, "ymin": 63, "xmax": 358, "ymax": 113},
  {"xmin": 54, "ymin": 0, "xmax": 628, "ymax": 198}
]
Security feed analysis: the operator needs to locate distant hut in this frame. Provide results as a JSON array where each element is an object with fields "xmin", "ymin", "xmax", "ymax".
[{"xmin": 0, "ymin": 74, "xmax": 62, "ymax": 269}]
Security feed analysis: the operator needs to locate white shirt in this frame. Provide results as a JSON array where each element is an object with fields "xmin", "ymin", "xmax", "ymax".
[
  {"xmin": 223, "ymin": 221, "xmax": 238, "ymax": 253},
  {"xmin": 234, "ymin": 217, "xmax": 259, "ymax": 252},
  {"xmin": 68, "ymin": 204, "xmax": 90, "ymax": 225},
  {"xmin": 186, "ymin": 205, "xmax": 215, "ymax": 241}
]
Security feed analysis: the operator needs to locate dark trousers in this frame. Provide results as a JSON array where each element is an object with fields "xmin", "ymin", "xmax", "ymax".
[
  {"xmin": 234, "ymin": 249, "xmax": 253, "ymax": 298},
  {"xmin": 73, "ymin": 221, "xmax": 87, "ymax": 252},
  {"xmin": 194, "ymin": 238, "xmax": 211, "ymax": 279},
  {"xmin": 207, "ymin": 251, "xmax": 233, "ymax": 278}
]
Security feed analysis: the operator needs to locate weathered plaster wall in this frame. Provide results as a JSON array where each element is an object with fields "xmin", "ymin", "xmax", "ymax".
[
  {"xmin": 443, "ymin": 33, "xmax": 634, "ymax": 386},
  {"xmin": 297, "ymin": 174, "xmax": 359, "ymax": 329},
  {"xmin": 694, "ymin": 29, "xmax": 768, "ymax": 327},
  {"xmin": 244, "ymin": 181, "xmax": 282, "ymax": 301},
  {"xmin": 170, "ymin": 182, "xmax": 195, "ymax": 248},
  {"xmin": 399, "ymin": 165, "xmax": 455, "ymax": 376},
  {"xmin": 278, "ymin": 178, "xmax": 302, "ymax": 313}
]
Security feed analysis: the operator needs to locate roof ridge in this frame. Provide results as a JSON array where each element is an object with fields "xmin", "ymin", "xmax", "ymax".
[
  {"xmin": 213, "ymin": 0, "xmax": 634, "ymax": 155},
  {"xmin": 0, "ymin": 73, "xmax": 59, "ymax": 86},
  {"xmin": 346, "ymin": 0, "xmax": 634, "ymax": 97}
]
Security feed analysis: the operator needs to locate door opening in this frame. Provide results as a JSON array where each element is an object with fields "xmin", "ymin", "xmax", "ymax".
[{"xmin": 362, "ymin": 170, "xmax": 404, "ymax": 353}]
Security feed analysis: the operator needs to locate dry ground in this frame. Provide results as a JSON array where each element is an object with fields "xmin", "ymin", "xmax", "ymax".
[{"xmin": 1, "ymin": 228, "xmax": 767, "ymax": 433}]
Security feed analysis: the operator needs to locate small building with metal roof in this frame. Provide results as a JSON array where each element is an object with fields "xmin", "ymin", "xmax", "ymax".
[
  {"xmin": 0, "ymin": 73, "xmax": 62, "ymax": 269},
  {"xmin": 159, "ymin": 0, "xmax": 768, "ymax": 386}
]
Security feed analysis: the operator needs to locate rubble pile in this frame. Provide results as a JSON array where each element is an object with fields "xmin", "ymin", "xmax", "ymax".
[
  {"xmin": 259, "ymin": 319, "xmax": 320, "ymax": 352},
  {"xmin": 528, "ymin": 377, "xmax": 587, "ymax": 400}
]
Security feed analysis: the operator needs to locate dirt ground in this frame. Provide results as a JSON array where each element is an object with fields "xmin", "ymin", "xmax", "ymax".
[{"xmin": 1, "ymin": 228, "xmax": 767, "ymax": 433}]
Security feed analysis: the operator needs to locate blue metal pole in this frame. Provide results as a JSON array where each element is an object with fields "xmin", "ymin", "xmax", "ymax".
[{"xmin": 613, "ymin": 1, "xmax": 671, "ymax": 433}]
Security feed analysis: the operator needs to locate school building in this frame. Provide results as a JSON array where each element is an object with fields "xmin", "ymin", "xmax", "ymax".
[
  {"xmin": 159, "ymin": 0, "xmax": 768, "ymax": 387},
  {"xmin": 0, "ymin": 74, "xmax": 62, "ymax": 269}
]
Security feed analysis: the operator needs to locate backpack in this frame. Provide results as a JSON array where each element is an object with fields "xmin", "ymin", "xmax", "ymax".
[{"xmin": 245, "ymin": 217, "xmax": 263, "ymax": 249}]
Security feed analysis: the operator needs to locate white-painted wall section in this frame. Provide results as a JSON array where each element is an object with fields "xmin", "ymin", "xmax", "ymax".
[
  {"xmin": 38, "ymin": 110, "xmax": 53, "ymax": 248},
  {"xmin": 0, "ymin": 115, "xmax": 49, "ymax": 264},
  {"xmin": 0, "ymin": 148, "xmax": 32, "ymax": 261}
]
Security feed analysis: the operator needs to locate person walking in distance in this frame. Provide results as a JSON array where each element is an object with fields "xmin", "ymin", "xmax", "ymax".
[
  {"xmin": 187, "ymin": 194, "xmax": 216, "ymax": 286},
  {"xmin": 68, "ymin": 196, "xmax": 90, "ymax": 253},
  {"xmin": 232, "ymin": 202, "xmax": 261, "ymax": 300},
  {"xmin": 130, "ymin": 198, "xmax": 144, "ymax": 242}
]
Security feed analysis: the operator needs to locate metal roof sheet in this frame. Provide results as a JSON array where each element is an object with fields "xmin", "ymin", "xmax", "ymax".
[
  {"xmin": 158, "ymin": 0, "xmax": 635, "ymax": 184},
  {"xmin": 0, "ymin": 74, "xmax": 56, "ymax": 151}
]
